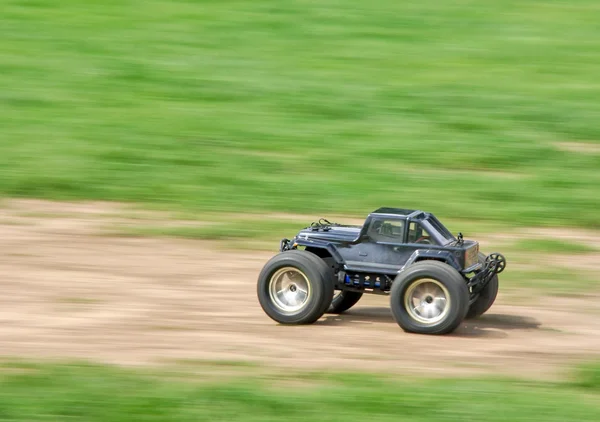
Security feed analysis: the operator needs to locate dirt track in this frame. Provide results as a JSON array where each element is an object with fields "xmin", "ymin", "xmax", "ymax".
[{"xmin": 1, "ymin": 200, "xmax": 599, "ymax": 379}]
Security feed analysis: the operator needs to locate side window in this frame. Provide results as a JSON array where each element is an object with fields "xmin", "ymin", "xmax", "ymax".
[
  {"xmin": 407, "ymin": 222, "xmax": 432, "ymax": 244},
  {"xmin": 368, "ymin": 219, "xmax": 405, "ymax": 242}
]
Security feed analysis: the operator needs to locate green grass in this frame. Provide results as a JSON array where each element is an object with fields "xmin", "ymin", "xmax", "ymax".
[
  {"xmin": 501, "ymin": 266, "xmax": 598, "ymax": 294},
  {"xmin": 124, "ymin": 219, "xmax": 307, "ymax": 241},
  {"xmin": 1, "ymin": 1, "xmax": 600, "ymax": 228},
  {"xmin": 488, "ymin": 237, "xmax": 599, "ymax": 293},
  {"xmin": 575, "ymin": 362, "xmax": 600, "ymax": 392},
  {"xmin": 512, "ymin": 238, "xmax": 598, "ymax": 254},
  {"xmin": 0, "ymin": 362, "xmax": 599, "ymax": 421}
]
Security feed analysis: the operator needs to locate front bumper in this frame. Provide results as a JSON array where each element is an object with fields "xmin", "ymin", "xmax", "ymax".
[{"xmin": 467, "ymin": 252, "xmax": 506, "ymax": 294}]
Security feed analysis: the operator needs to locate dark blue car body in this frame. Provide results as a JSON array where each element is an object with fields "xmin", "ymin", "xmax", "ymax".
[{"xmin": 280, "ymin": 207, "xmax": 493, "ymax": 299}]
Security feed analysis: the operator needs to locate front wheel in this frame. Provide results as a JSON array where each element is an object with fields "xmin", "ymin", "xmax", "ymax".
[{"xmin": 390, "ymin": 261, "xmax": 469, "ymax": 335}]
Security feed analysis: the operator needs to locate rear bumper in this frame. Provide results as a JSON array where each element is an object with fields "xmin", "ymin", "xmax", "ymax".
[{"xmin": 280, "ymin": 238, "xmax": 296, "ymax": 252}]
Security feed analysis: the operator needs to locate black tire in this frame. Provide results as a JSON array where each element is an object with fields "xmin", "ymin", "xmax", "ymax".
[
  {"xmin": 390, "ymin": 261, "xmax": 469, "ymax": 335},
  {"xmin": 257, "ymin": 250, "xmax": 334, "ymax": 324},
  {"xmin": 327, "ymin": 290, "xmax": 363, "ymax": 314},
  {"xmin": 465, "ymin": 252, "xmax": 499, "ymax": 319}
]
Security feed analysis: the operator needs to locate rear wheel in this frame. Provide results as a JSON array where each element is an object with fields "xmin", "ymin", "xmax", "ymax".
[
  {"xmin": 465, "ymin": 252, "xmax": 499, "ymax": 319},
  {"xmin": 327, "ymin": 290, "xmax": 363, "ymax": 314},
  {"xmin": 390, "ymin": 261, "xmax": 469, "ymax": 335},
  {"xmin": 257, "ymin": 250, "xmax": 334, "ymax": 324}
]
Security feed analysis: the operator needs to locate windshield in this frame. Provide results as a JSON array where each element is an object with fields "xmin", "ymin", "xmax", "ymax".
[{"xmin": 422, "ymin": 215, "xmax": 456, "ymax": 244}]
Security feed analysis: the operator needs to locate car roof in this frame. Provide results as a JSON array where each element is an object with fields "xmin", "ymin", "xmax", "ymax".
[{"xmin": 371, "ymin": 207, "xmax": 427, "ymax": 219}]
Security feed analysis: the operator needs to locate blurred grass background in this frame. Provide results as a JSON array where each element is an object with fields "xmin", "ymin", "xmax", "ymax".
[
  {"xmin": 0, "ymin": 361, "xmax": 599, "ymax": 421},
  {"xmin": 1, "ymin": 2, "xmax": 600, "ymax": 417},
  {"xmin": 2, "ymin": 0, "xmax": 600, "ymax": 228}
]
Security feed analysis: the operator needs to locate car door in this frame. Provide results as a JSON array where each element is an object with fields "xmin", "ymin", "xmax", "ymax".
[{"xmin": 345, "ymin": 217, "xmax": 413, "ymax": 274}]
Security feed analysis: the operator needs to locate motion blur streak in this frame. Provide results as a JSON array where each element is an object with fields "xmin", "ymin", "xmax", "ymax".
[{"xmin": 0, "ymin": 1, "xmax": 599, "ymax": 420}]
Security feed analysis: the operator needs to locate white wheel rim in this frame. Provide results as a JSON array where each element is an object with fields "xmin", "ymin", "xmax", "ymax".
[
  {"xmin": 404, "ymin": 278, "xmax": 451, "ymax": 325},
  {"xmin": 268, "ymin": 267, "xmax": 311, "ymax": 314}
]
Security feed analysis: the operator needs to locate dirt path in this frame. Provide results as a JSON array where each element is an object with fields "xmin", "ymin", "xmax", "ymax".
[{"xmin": 1, "ymin": 200, "xmax": 599, "ymax": 379}]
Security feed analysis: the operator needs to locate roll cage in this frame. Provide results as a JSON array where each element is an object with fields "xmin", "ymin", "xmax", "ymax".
[{"xmin": 360, "ymin": 210, "xmax": 456, "ymax": 247}]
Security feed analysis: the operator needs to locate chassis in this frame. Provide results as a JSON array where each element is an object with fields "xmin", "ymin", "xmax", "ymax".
[{"xmin": 257, "ymin": 207, "xmax": 506, "ymax": 335}]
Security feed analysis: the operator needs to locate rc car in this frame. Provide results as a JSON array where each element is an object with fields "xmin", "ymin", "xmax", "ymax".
[{"xmin": 257, "ymin": 207, "xmax": 506, "ymax": 335}]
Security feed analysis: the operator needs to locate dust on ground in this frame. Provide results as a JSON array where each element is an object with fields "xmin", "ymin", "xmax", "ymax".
[
  {"xmin": 554, "ymin": 141, "xmax": 600, "ymax": 154},
  {"xmin": 1, "ymin": 199, "xmax": 599, "ymax": 380}
]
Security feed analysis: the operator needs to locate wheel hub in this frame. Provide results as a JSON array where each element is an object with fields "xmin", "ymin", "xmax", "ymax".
[
  {"xmin": 268, "ymin": 267, "xmax": 311, "ymax": 314},
  {"xmin": 404, "ymin": 278, "xmax": 450, "ymax": 325}
]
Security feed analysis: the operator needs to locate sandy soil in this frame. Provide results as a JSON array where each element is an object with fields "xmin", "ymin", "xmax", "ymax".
[
  {"xmin": 1, "ymin": 200, "xmax": 599, "ymax": 379},
  {"xmin": 554, "ymin": 141, "xmax": 600, "ymax": 154}
]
